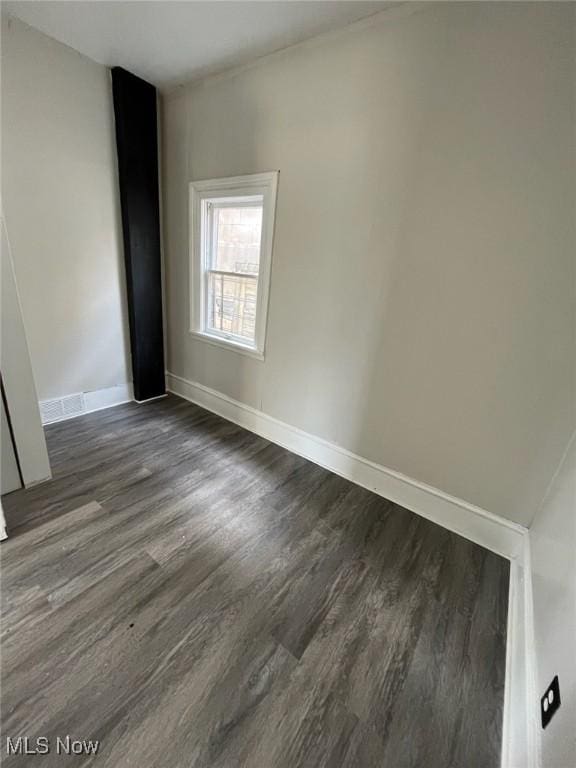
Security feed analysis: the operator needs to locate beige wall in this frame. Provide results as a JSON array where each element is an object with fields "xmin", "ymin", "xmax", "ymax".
[
  {"xmin": 1, "ymin": 16, "xmax": 131, "ymax": 401},
  {"xmin": 162, "ymin": 2, "xmax": 575, "ymax": 526},
  {"xmin": 530, "ymin": 435, "xmax": 576, "ymax": 767}
]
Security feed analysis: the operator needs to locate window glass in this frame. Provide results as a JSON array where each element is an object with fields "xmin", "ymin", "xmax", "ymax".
[{"xmin": 212, "ymin": 205, "xmax": 262, "ymax": 275}]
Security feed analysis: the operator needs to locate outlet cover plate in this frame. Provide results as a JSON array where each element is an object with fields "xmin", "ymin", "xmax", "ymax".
[{"xmin": 541, "ymin": 675, "xmax": 561, "ymax": 729}]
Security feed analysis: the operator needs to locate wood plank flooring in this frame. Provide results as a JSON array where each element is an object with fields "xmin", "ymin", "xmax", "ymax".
[{"xmin": 1, "ymin": 394, "xmax": 509, "ymax": 767}]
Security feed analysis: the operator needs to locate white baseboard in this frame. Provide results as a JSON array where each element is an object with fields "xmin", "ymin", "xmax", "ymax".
[
  {"xmin": 0, "ymin": 499, "xmax": 7, "ymax": 541},
  {"xmin": 135, "ymin": 393, "xmax": 168, "ymax": 404},
  {"xmin": 501, "ymin": 535, "xmax": 540, "ymax": 768},
  {"xmin": 522, "ymin": 537, "xmax": 541, "ymax": 768},
  {"xmin": 166, "ymin": 371, "xmax": 526, "ymax": 561},
  {"xmin": 40, "ymin": 383, "xmax": 134, "ymax": 425},
  {"xmin": 84, "ymin": 383, "xmax": 134, "ymax": 414}
]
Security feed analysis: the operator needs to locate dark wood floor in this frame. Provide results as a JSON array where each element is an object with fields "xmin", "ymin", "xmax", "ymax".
[{"xmin": 1, "ymin": 395, "xmax": 509, "ymax": 767}]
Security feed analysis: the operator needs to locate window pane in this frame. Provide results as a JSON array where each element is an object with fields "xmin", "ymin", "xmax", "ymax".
[
  {"xmin": 212, "ymin": 206, "xmax": 263, "ymax": 275},
  {"xmin": 207, "ymin": 272, "xmax": 258, "ymax": 343}
]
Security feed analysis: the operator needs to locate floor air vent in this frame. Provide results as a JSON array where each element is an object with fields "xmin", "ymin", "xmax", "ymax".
[{"xmin": 40, "ymin": 393, "xmax": 86, "ymax": 424}]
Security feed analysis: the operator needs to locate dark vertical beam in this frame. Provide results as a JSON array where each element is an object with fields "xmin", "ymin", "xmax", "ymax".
[{"xmin": 112, "ymin": 67, "xmax": 165, "ymax": 402}]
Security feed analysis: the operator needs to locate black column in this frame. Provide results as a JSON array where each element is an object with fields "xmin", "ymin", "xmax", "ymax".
[{"xmin": 112, "ymin": 67, "xmax": 165, "ymax": 402}]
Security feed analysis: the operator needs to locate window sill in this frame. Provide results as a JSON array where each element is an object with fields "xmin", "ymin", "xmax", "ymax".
[{"xmin": 189, "ymin": 330, "xmax": 265, "ymax": 361}]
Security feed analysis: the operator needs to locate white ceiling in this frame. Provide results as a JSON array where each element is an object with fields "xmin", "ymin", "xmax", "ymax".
[{"xmin": 3, "ymin": 1, "xmax": 391, "ymax": 91}]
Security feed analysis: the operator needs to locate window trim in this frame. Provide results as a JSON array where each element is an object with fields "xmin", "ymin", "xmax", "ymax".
[{"xmin": 189, "ymin": 172, "xmax": 278, "ymax": 360}]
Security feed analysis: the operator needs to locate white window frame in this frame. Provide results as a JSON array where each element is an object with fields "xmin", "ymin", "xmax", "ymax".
[{"xmin": 189, "ymin": 172, "xmax": 278, "ymax": 360}]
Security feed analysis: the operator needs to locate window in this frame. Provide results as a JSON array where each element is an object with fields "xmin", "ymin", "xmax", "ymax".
[{"xmin": 189, "ymin": 172, "xmax": 278, "ymax": 359}]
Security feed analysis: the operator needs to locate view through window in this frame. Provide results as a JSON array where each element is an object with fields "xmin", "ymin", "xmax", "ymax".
[{"xmin": 206, "ymin": 203, "xmax": 263, "ymax": 345}]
